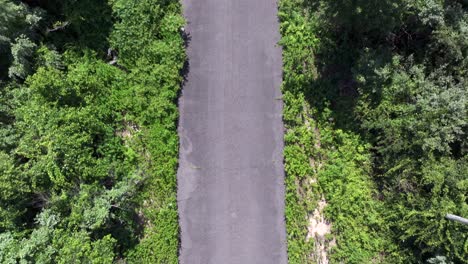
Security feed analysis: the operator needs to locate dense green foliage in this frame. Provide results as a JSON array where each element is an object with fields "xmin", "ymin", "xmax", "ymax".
[
  {"xmin": 2, "ymin": 0, "xmax": 466, "ymax": 263},
  {"xmin": 280, "ymin": 0, "xmax": 467, "ymax": 263},
  {"xmin": 279, "ymin": 2, "xmax": 396, "ymax": 262},
  {"xmin": 0, "ymin": 0, "xmax": 185, "ymax": 262}
]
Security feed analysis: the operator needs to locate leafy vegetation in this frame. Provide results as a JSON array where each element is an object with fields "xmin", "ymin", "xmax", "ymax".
[
  {"xmin": 0, "ymin": 0, "xmax": 184, "ymax": 262},
  {"xmin": 2, "ymin": 0, "xmax": 466, "ymax": 263},
  {"xmin": 280, "ymin": 0, "xmax": 467, "ymax": 263}
]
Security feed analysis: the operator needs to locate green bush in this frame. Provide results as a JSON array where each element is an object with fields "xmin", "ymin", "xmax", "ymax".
[
  {"xmin": 0, "ymin": 0, "xmax": 186, "ymax": 262},
  {"xmin": 280, "ymin": 0, "xmax": 467, "ymax": 263}
]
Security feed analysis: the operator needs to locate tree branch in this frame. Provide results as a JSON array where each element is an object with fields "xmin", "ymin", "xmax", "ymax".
[
  {"xmin": 46, "ymin": 21, "xmax": 70, "ymax": 33},
  {"xmin": 445, "ymin": 214, "xmax": 468, "ymax": 225}
]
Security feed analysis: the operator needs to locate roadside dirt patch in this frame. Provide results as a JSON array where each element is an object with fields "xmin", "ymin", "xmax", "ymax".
[
  {"xmin": 303, "ymin": 107, "xmax": 336, "ymax": 264},
  {"xmin": 306, "ymin": 198, "xmax": 335, "ymax": 264}
]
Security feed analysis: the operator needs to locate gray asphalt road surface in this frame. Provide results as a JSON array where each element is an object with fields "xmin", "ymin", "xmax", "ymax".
[{"xmin": 177, "ymin": 0, "xmax": 287, "ymax": 263}]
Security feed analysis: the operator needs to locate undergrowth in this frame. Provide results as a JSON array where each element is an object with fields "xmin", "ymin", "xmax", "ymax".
[{"xmin": 279, "ymin": 0, "xmax": 398, "ymax": 263}]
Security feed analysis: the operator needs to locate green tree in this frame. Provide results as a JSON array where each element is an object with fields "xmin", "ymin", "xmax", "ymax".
[{"xmin": 0, "ymin": 0, "xmax": 43, "ymax": 79}]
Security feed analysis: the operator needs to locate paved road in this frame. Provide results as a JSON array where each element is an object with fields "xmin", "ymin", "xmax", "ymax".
[{"xmin": 177, "ymin": 0, "xmax": 287, "ymax": 263}]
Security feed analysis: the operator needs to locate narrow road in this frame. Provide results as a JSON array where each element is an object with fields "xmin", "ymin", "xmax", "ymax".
[{"xmin": 177, "ymin": 0, "xmax": 287, "ymax": 263}]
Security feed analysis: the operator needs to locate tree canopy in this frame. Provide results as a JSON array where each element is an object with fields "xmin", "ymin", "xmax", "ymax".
[
  {"xmin": 280, "ymin": 0, "xmax": 467, "ymax": 262},
  {"xmin": 0, "ymin": 0, "xmax": 185, "ymax": 262}
]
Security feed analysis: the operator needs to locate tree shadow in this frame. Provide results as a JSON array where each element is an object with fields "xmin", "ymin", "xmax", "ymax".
[
  {"xmin": 180, "ymin": 27, "xmax": 192, "ymax": 89},
  {"xmin": 175, "ymin": 22, "xmax": 191, "ymax": 258},
  {"xmin": 38, "ymin": 0, "xmax": 114, "ymax": 55},
  {"xmin": 299, "ymin": 0, "xmax": 405, "ymax": 133}
]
